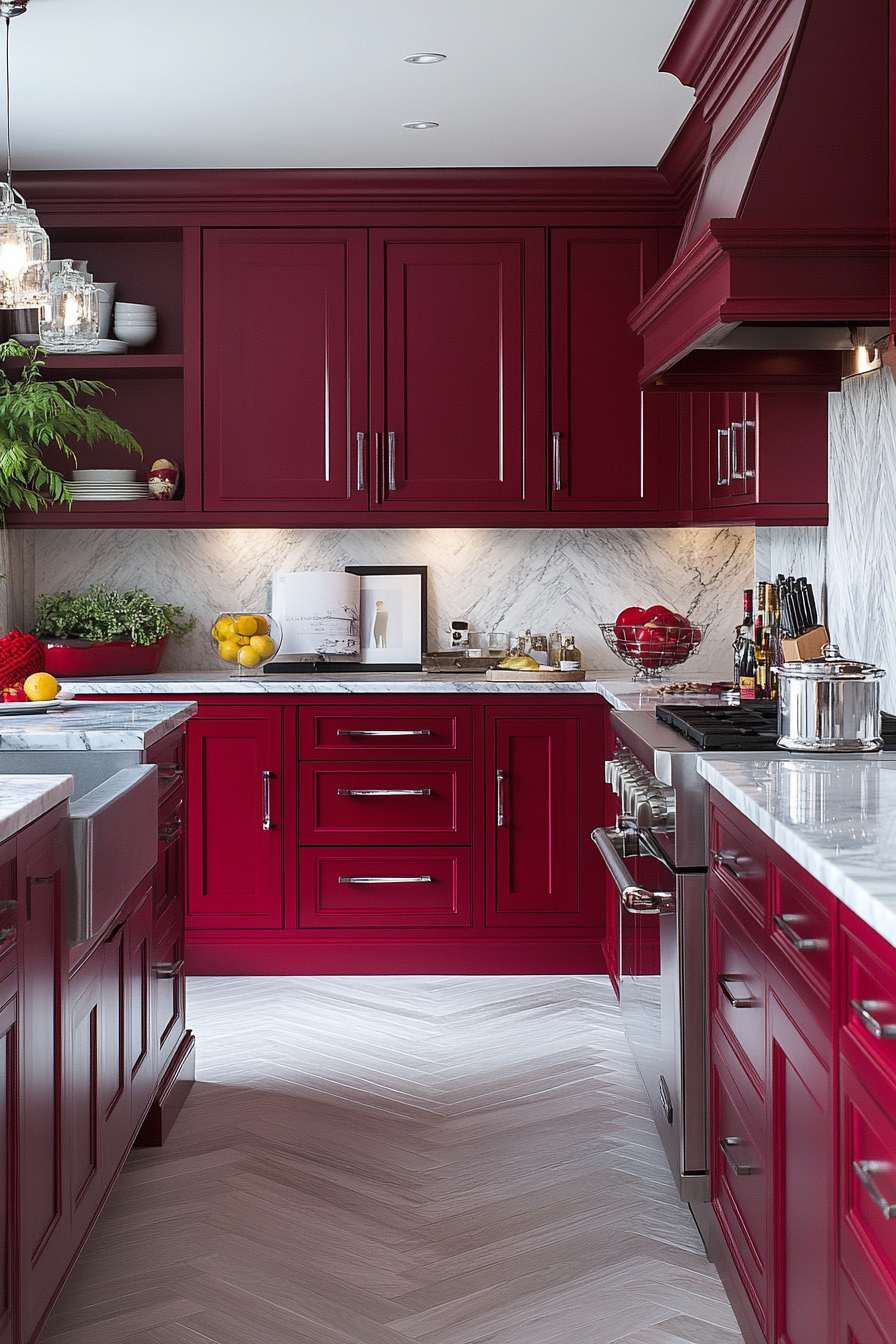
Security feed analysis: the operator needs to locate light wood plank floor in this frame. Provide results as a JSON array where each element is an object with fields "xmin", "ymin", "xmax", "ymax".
[{"xmin": 39, "ymin": 976, "xmax": 745, "ymax": 1344}]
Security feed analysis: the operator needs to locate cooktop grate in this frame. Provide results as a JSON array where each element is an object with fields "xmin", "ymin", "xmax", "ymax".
[{"xmin": 655, "ymin": 702, "xmax": 896, "ymax": 751}]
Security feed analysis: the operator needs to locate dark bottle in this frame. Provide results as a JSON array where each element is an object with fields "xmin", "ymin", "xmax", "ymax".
[{"xmin": 738, "ymin": 588, "xmax": 757, "ymax": 700}]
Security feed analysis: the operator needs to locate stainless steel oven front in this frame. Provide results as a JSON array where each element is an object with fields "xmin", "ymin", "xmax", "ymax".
[{"xmin": 592, "ymin": 710, "xmax": 709, "ymax": 1205}]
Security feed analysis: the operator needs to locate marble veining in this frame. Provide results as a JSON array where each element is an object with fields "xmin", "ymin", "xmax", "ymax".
[
  {"xmin": 696, "ymin": 753, "xmax": 896, "ymax": 949},
  {"xmin": 0, "ymin": 774, "xmax": 72, "ymax": 841},
  {"xmin": 754, "ymin": 524, "xmax": 828, "ymax": 621},
  {"xmin": 0, "ymin": 700, "xmax": 195, "ymax": 750},
  {"xmin": 22, "ymin": 525, "xmax": 754, "ymax": 679}
]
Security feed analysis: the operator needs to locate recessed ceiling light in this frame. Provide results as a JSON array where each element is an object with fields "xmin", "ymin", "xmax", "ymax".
[
  {"xmin": 404, "ymin": 53, "xmax": 446, "ymax": 64},
  {"xmin": 403, "ymin": 122, "xmax": 439, "ymax": 130}
]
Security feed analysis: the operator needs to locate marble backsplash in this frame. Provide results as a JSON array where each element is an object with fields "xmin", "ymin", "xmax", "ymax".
[{"xmin": 14, "ymin": 525, "xmax": 754, "ymax": 677}]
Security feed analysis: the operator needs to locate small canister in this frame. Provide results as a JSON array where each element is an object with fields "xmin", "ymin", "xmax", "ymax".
[{"xmin": 776, "ymin": 644, "xmax": 885, "ymax": 752}]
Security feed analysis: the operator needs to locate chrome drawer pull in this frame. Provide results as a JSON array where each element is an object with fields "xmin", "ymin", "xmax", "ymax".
[
  {"xmin": 853, "ymin": 1160, "xmax": 896, "ymax": 1218},
  {"xmin": 773, "ymin": 912, "xmax": 826, "ymax": 952},
  {"xmin": 155, "ymin": 959, "xmax": 185, "ymax": 979},
  {"xmin": 158, "ymin": 822, "xmax": 183, "ymax": 844},
  {"xmin": 387, "ymin": 430, "xmax": 397, "ymax": 491},
  {"xmin": 621, "ymin": 886, "xmax": 675, "ymax": 915},
  {"xmin": 496, "ymin": 769, "xmax": 506, "ymax": 827},
  {"xmin": 155, "ymin": 762, "xmax": 182, "ymax": 779},
  {"xmin": 711, "ymin": 848, "xmax": 753, "ymax": 881},
  {"xmin": 552, "ymin": 431, "xmax": 562, "ymax": 491},
  {"xmin": 337, "ymin": 729, "xmax": 432, "ymax": 737},
  {"xmin": 719, "ymin": 1135, "xmax": 757, "ymax": 1177},
  {"xmin": 718, "ymin": 974, "xmax": 755, "ymax": 1009},
  {"xmin": 850, "ymin": 999, "xmax": 896, "ymax": 1039},
  {"xmin": 356, "ymin": 430, "xmax": 365, "ymax": 490},
  {"xmin": 262, "ymin": 770, "xmax": 274, "ymax": 830},
  {"xmin": 336, "ymin": 788, "xmax": 431, "ymax": 797},
  {"xmin": 338, "ymin": 875, "xmax": 432, "ymax": 885},
  {"xmin": 716, "ymin": 427, "xmax": 731, "ymax": 486}
]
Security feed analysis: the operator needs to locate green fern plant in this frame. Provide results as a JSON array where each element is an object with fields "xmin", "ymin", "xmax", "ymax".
[{"xmin": 0, "ymin": 339, "xmax": 141, "ymax": 513}]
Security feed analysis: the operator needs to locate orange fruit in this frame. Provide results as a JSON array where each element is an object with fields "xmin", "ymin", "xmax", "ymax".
[{"xmin": 23, "ymin": 672, "xmax": 58, "ymax": 702}]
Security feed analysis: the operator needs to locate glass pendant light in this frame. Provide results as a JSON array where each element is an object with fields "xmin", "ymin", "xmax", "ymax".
[
  {"xmin": 39, "ymin": 259, "xmax": 99, "ymax": 351},
  {"xmin": 0, "ymin": 0, "xmax": 49, "ymax": 309}
]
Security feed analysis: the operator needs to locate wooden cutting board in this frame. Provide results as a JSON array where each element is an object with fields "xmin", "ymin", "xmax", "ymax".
[{"xmin": 485, "ymin": 668, "xmax": 586, "ymax": 682}]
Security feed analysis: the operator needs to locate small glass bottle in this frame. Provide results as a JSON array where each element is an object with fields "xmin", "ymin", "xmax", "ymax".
[
  {"xmin": 549, "ymin": 631, "xmax": 563, "ymax": 666},
  {"xmin": 559, "ymin": 635, "xmax": 581, "ymax": 671},
  {"xmin": 529, "ymin": 633, "xmax": 549, "ymax": 666}
]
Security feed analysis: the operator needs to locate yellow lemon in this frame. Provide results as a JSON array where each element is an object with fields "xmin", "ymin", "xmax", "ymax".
[
  {"xmin": 237, "ymin": 645, "xmax": 261, "ymax": 668},
  {"xmin": 23, "ymin": 672, "xmax": 59, "ymax": 702},
  {"xmin": 235, "ymin": 616, "xmax": 257, "ymax": 637},
  {"xmin": 214, "ymin": 617, "xmax": 236, "ymax": 642},
  {"xmin": 217, "ymin": 640, "xmax": 240, "ymax": 662},
  {"xmin": 251, "ymin": 615, "xmax": 269, "ymax": 635},
  {"xmin": 234, "ymin": 635, "xmax": 250, "ymax": 646},
  {"xmin": 249, "ymin": 634, "xmax": 275, "ymax": 659}
]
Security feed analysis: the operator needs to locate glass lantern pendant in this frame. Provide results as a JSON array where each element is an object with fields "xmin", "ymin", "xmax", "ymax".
[
  {"xmin": 0, "ymin": 180, "xmax": 48, "ymax": 308},
  {"xmin": 39, "ymin": 260, "xmax": 99, "ymax": 351}
]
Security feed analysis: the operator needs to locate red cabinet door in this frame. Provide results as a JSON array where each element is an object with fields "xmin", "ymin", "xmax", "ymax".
[
  {"xmin": 153, "ymin": 902, "xmax": 186, "ymax": 1081},
  {"xmin": 486, "ymin": 710, "xmax": 581, "ymax": 926},
  {"xmin": 370, "ymin": 229, "xmax": 546, "ymax": 511},
  {"xmin": 0, "ymin": 978, "xmax": 15, "ymax": 1344},
  {"xmin": 186, "ymin": 710, "xmax": 283, "ymax": 928},
  {"xmin": 203, "ymin": 229, "xmax": 368, "ymax": 512},
  {"xmin": 549, "ymin": 229, "xmax": 678, "ymax": 516}
]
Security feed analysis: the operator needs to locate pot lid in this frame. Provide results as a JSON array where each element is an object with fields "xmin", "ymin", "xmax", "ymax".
[{"xmin": 776, "ymin": 644, "xmax": 886, "ymax": 681}]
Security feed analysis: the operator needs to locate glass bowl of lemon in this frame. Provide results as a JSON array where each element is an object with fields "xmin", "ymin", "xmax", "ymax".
[{"xmin": 211, "ymin": 613, "xmax": 282, "ymax": 676}]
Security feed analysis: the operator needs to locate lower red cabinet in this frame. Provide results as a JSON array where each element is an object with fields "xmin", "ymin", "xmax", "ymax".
[
  {"xmin": 299, "ymin": 849, "xmax": 472, "ymax": 929},
  {"xmin": 299, "ymin": 763, "xmax": 470, "ymax": 844},
  {"xmin": 0, "ymin": 974, "xmax": 14, "ymax": 1344}
]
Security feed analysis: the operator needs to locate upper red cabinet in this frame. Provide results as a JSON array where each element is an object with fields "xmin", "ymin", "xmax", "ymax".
[
  {"xmin": 370, "ymin": 229, "xmax": 546, "ymax": 512},
  {"xmin": 550, "ymin": 229, "xmax": 679, "ymax": 521},
  {"xmin": 203, "ymin": 229, "xmax": 369, "ymax": 512}
]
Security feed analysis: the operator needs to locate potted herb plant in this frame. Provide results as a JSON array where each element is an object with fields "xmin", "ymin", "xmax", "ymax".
[
  {"xmin": 33, "ymin": 585, "xmax": 195, "ymax": 676},
  {"xmin": 0, "ymin": 339, "xmax": 141, "ymax": 513}
]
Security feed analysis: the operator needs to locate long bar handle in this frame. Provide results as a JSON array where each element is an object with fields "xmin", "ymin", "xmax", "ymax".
[
  {"xmin": 730, "ymin": 421, "xmax": 744, "ymax": 479},
  {"xmin": 337, "ymin": 788, "xmax": 431, "ymax": 797},
  {"xmin": 338, "ymin": 876, "xmax": 433, "ymax": 885},
  {"xmin": 262, "ymin": 770, "xmax": 274, "ymax": 830},
  {"xmin": 387, "ymin": 430, "xmax": 397, "ymax": 491},
  {"xmin": 718, "ymin": 973, "xmax": 755, "ymax": 1009},
  {"xmin": 854, "ymin": 1160, "xmax": 896, "ymax": 1218},
  {"xmin": 155, "ymin": 959, "xmax": 185, "ymax": 980},
  {"xmin": 720, "ymin": 1136, "xmax": 758, "ymax": 1177},
  {"xmin": 552, "ymin": 431, "xmax": 562, "ymax": 491},
  {"xmin": 621, "ymin": 886, "xmax": 675, "ymax": 915},
  {"xmin": 742, "ymin": 419, "xmax": 756, "ymax": 477},
  {"xmin": 356, "ymin": 431, "xmax": 365, "ymax": 490},
  {"xmin": 496, "ymin": 769, "xmax": 506, "ymax": 827},
  {"xmin": 592, "ymin": 826, "xmax": 636, "ymax": 898},
  {"xmin": 337, "ymin": 729, "xmax": 431, "ymax": 737},
  {"xmin": 773, "ymin": 912, "xmax": 826, "ymax": 953},
  {"xmin": 851, "ymin": 999, "xmax": 896, "ymax": 1039},
  {"xmin": 716, "ymin": 427, "xmax": 731, "ymax": 486},
  {"xmin": 711, "ymin": 848, "xmax": 753, "ymax": 881},
  {"xmin": 158, "ymin": 822, "xmax": 183, "ymax": 845},
  {"xmin": 155, "ymin": 761, "xmax": 183, "ymax": 782}
]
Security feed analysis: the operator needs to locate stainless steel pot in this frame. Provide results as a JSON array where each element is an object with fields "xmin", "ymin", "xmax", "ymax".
[{"xmin": 776, "ymin": 644, "xmax": 885, "ymax": 752}]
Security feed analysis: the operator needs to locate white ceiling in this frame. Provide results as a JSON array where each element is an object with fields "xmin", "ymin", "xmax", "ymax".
[{"xmin": 10, "ymin": 0, "xmax": 694, "ymax": 172}]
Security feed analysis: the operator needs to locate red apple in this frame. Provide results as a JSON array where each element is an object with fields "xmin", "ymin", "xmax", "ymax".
[
  {"xmin": 636, "ymin": 621, "xmax": 670, "ymax": 667},
  {"xmin": 643, "ymin": 603, "xmax": 676, "ymax": 625},
  {"xmin": 2, "ymin": 686, "xmax": 26, "ymax": 702},
  {"xmin": 614, "ymin": 606, "xmax": 647, "ymax": 653}
]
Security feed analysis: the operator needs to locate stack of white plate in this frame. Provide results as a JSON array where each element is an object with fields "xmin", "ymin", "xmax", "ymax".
[{"xmin": 68, "ymin": 468, "xmax": 149, "ymax": 501}]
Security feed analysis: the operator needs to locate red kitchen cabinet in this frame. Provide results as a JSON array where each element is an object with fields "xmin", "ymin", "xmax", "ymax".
[
  {"xmin": 549, "ymin": 229, "xmax": 679, "ymax": 519},
  {"xmin": 370, "ymin": 229, "xmax": 546, "ymax": 511},
  {"xmin": 299, "ymin": 762, "xmax": 471, "ymax": 846},
  {"xmin": 186, "ymin": 709, "xmax": 283, "ymax": 929},
  {"xmin": 299, "ymin": 848, "xmax": 472, "ymax": 930},
  {"xmin": 0, "ymin": 977, "xmax": 15, "ymax": 1344},
  {"xmin": 203, "ymin": 229, "xmax": 369, "ymax": 513}
]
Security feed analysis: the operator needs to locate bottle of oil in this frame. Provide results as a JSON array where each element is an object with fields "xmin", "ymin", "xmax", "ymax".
[
  {"xmin": 737, "ymin": 589, "xmax": 756, "ymax": 700},
  {"xmin": 559, "ymin": 635, "xmax": 581, "ymax": 671}
]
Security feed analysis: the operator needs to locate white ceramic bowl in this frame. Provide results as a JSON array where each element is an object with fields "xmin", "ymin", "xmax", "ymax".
[
  {"xmin": 114, "ymin": 302, "xmax": 156, "ymax": 315},
  {"xmin": 72, "ymin": 468, "xmax": 137, "ymax": 482}
]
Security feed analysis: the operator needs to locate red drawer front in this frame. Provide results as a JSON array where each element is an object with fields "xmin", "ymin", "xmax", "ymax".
[
  {"xmin": 842, "ymin": 915, "xmax": 896, "ymax": 1089},
  {"xmin": 769, "ymin": 865, "xmax": 832, "ymax": 1006},
  {"xmin": 299, "ymin": 848, "xmax": 472, "ymax": 928},
  {"xmin": 299, "ymin": 707, "xmax": 471, "ymax": 758},
  {"xmin": 709, "ymin": 804, "xmax": 766, "ymax": 926},
  {"xmin": 841, "ymin": 1060, "xmax": 896, "ymax": 1334},
  {"xmin": 710, "ymin": 892, "xmax": 767, "ymax": 1096},
  {"xmin": 711, "ymin": 1045, "xmax": 769, "ymax": 1331},
  {"xmin": 300, "ymin": 764, "xmax": 470, "ymax": 844}
]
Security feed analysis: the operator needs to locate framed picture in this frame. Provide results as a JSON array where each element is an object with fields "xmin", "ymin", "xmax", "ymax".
[{"xmin": 342, "ymin": 565, "xmax": 428, "ymax": 671}]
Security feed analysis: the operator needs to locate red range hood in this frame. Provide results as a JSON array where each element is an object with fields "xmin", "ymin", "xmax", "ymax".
[{"xmin": 630, "ymin": 0, "xmax": 890, "ymax": 389}]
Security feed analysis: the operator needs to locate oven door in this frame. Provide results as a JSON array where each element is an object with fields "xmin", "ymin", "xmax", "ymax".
[{"xmin": 593, "ymin": 826, "xmax": 707, "ymax": 1203}]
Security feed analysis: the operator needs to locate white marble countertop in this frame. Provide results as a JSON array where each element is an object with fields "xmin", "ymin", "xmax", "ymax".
[
  {"xmin": 57, "ymin": 672, "xmax": 730, "ymax": 707},
  {"xmin": 0, "ymin": 775, "xmax": 72, "ymax": 842},
  {"xmin": 0, "ymin": 701, "xmax": 196, "ymax": 751},
  {"xmin": 697, "ymin": 753, "xmax": 896, "ymax": 951}
]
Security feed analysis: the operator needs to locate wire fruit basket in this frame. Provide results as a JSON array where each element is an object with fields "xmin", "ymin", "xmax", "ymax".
[{"xmin": 599, "ymin": 622, "xmax": 704, "ymax": 681}]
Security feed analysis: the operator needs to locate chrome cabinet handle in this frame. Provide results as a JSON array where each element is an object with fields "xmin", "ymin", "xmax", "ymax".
[
  {"xmin": 496, "ymin": 769, "xmax": 506, "ymax": 827},
  {"xmin": 773, "ymin": 912, "xmax": 826, "ymax": 952},
  {"xmin": 854, "ymin": 1160, "xmax": 896, "ymax": 1218},
  {"xmin": 262, "ymin": 770, "xmax": 274, "ymax": 830},
  {"xmin": 337, "ymin": 788, "xmax": 431, "ymax": 797},
  {"xmin": 158, "ymin": 822, "xmax": 183, "ymax": 844},
  {"xmin": 356, "ymin": 431, "xmax": 365, "ymax": 490},
  {"xmin": 719, "ymin": 1135, "xmax": 758, "ymax": 1177},
  {"xmin": 387, "ymin": 430, "xmax": 397, "ymax": 491},
  {"xmin": 552, "ymin": 431, "xmax": 561, "ymax": 491},
  {"xmin": 742, "ymin": 420, "xmax": 756, "ymax": 477},
  {"xmin": 338, "ymin": 875, "xmax": 433, "ymax": 885},
  {"xmin": 337, "ymin": 729, "xmax": 432, "ymax": 737},
  {"xmin": 711, "ymin": 848, "xmax": 753, "ymax": 881},
  {"xmin": 850, "ymin": 999, "xmax": 896, "ymax": 1038},
  {"xmin": 716, "ymin": 427, "xmax": 731, "ymax": 485},
  {"xmin": 155, "ymin": 959, "xmax": 185, "ymax": 980},
  {"xmin": 155, "ymin": 761, "xmax": 183, "ymax": 782},
  {"xmin": 718, "ymin": 974, "xmax": 755, "ymax": 1008},
  {"xmin": 730, "ymin": 421, "xmax": 744, "ymax": 479},
  {"xmin": 621, "ymin": 886, "xmax": 675, "ymax": 915}
]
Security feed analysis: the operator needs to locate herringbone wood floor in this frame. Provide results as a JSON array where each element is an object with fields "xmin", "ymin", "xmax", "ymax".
[{"xmin": 39, "ymin": 976, "xmax": 745, "ymax": 1344}]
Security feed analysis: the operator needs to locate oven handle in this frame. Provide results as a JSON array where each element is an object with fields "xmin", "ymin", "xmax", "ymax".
[{"xmin": 591, "ymin": 827, "xmax": 676, "ymax": 915}]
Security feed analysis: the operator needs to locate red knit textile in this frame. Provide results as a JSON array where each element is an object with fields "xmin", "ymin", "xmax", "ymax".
[{"xmin": 0, "ymin": 631, "xmax": 44, "ymax": 687}]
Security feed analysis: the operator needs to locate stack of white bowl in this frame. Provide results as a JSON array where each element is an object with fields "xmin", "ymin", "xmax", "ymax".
[{"xmin": 112, "ymin": 302, "xmax": 157, "ymax": 347}]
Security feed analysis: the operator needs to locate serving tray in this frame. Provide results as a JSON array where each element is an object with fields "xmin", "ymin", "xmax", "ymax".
[{"xmin": 485, "ymin": 668, "xmax": 586, "ymax": 682}]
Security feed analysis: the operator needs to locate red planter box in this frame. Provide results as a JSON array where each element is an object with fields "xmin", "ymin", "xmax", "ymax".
[{"xmin": 40, "ymin": 638, "xmax": 167, "ymax": 677}]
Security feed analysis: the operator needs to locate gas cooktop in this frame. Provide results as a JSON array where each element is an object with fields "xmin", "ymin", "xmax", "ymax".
[{"xmin": 656, "ymin": 701, "xmax": 896, "ymax": 751}]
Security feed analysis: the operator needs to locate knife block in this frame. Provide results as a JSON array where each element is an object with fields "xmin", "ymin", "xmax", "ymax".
[{"xmin": 780, "ymin": 625, "xmax": 830, "ymax": 661}]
